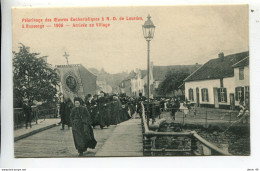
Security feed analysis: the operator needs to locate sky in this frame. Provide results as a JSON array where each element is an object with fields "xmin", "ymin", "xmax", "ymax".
[{"xmin": 12, "ymin": 5, "xmax": 249, "ymax": 74}]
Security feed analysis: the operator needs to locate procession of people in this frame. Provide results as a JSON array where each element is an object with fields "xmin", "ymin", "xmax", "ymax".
[
  {"xmin": 59, "ymin": 91, "xmax": 146, "ymax": 156},
  {"xmin": 55, "ymin": 88, "xmax": 191, "ymax": 156}
]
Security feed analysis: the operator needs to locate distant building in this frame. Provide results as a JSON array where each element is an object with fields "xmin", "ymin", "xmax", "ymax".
[
  {"xmin": 55, "ymin": 64, "xmax": 97, "ymax": 102},
  {"xmin": 184, "ymin": 51, "xmax": 249, "ymax": 109},
  {"xmin": 142, "ymin": 63, "xmax": 201, "ymax": 97},
  {"xmin": 119, "ymin": 69, "xmax": 145, "ymax": 97},
  {"xmin": 120, "ymin": 63, "xmax": 201, "ymax": 98},
  {"xmin": 96, "ymin": 81, "xmax": 113, "ymax": 94}
]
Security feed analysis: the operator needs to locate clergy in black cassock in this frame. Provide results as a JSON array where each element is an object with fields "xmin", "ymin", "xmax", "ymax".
[{"xmin": 70, "ymin": 98, "xmax": 97, "ymax": 157}]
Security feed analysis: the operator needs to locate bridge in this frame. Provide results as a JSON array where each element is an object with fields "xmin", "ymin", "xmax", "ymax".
[
  {"xmin": 14, "ymin": 118, "xmax": 143, "ymax": 157},
  {"xmin": 14, "ymin": 109, "xmax": 232, "ymax": 157}
]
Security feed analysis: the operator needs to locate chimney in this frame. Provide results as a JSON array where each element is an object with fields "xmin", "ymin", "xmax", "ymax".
[{"xmin": 218, "ymin": 52, "xmax": 224, "ymax": 62}]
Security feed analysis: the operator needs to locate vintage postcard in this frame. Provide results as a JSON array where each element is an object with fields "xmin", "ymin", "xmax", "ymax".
[{"xmin": 12, "ymin": 5, "xmax": 249, "ymax": 158}]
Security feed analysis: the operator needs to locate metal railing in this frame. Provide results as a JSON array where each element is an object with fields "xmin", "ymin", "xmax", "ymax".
[
  {"xmin": 37, "ymin": 107, "xmax": 58, "ymax": 119},
  {"xmin": 14, "ymin": 108, "xmax": 25, "ymax": 129},
  {"xmin": 141, "ymin": 105, "xmax": 231, "ymax": 156},
  {"xmin": 161, "ymin": 107, "xmax": 244, "ymax": 128},
  {"xmin": 14, "ymin": 107, "xmax": 58, "ymax": 129}
]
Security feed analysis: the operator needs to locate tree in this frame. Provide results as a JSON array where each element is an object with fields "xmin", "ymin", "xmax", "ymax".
[
  {"xmin": 13, "ymin": 44, "xmax": 59, "ymax": 107},
  {"xmin": 157, "ymin": 70, "xmax": 190, "ymax": 96}
]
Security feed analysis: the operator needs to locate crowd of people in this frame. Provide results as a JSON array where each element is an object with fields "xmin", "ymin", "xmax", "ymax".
[
  {"xmin": 59, "ymin": 92, "xmax": 148, "ymax": 156},
  {"xmin": 157, "ymin": 97, "xmax": 191, "ymax": 120},
  {"xmin": 59, "ymin": 93, "xmax": 190, "ymax": 133},
  {"xmin": 59, "ymin": 92, "xmax": 145, "ymax": 131}
]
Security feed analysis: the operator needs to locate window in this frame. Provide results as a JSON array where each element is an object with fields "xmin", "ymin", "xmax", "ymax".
[
  {"xmin": 201, "ymin": 88, "xmax": 209, "ymax": 102},
  {"xmin": 239, "ymin": 67, "xmax": 244, "ymax": 80},
  {"xmin": 235, "ymin": 87, "xmax": 244, "ymax": 101},
  {"xmin": 218, "ymin": 88, "xmax": 227, "ymax": 102},
  {"xmin": 188, "ymin": 88, "xmax": 194, "ymax": 101}
]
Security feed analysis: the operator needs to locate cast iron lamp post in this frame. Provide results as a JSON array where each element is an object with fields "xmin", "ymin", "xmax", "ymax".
[{"xmin": 142, "ymin": 14, "xmax": 155, "ymax": 127}]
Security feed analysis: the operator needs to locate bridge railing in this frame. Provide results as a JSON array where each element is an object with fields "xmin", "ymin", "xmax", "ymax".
[
  {"xmin": 14, "ymin": 107, "xmax": 58, "ymax": 129},
  {"xmin": 140, "ymin": 104, "xmax": 231, "ymax": 156},
  {"xmin": 14, "ymin": 108, "xmax": 25, "ymax": 129},
  {"xmin": 162, "ymin": 107, "xmax": 243, "ymax": 126}
]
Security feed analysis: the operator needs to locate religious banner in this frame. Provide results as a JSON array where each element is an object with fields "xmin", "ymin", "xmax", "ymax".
[{"xmin": 56, "ymin": 64, "xmax": 97, "ymax": 102}]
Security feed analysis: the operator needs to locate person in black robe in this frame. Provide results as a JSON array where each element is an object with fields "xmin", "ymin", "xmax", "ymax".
[
  {"xmin": 59, "ymin": 96, "xmax": 66, "ymax": 130},
  {"xmin": 115, "ymin": 96, "xmax": 122, "ymax": 124},
  {"xmin": 23, "ymin": 100, "xmax": 32, "ymax": 129},
  {"xmin": 103, "ymin": 94, "xmax": 111, "ymax": 127},
  {"xmin": 98, "ymin": 93, "xmax": 106, "ymax": 129},
  {"xmin": 120, "ymin": 97, "xmax": 130, "ymax": 122},
  {"xmin": 70, "ymin": 98, "xmax": 97, "ymax": 157},
  {"xmin": 91, "ymin": 96, "xmax": 99, "ymax": 128},
  {"xmin": 62, "ymin": 98, "xmax": 73, "ymax": 130},
  {"xmin": 110, "ymin": 95, "xmax": 120, "ymax": 125},
  {"xmin": 85, "ymin": 94, "xmax": 96, "ymax": 128},
  {"xmin": 169, "ymin": 98, "xmax": 178, "ymax": 120}
]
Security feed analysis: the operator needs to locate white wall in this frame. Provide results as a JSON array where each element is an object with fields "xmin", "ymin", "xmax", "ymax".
[
  {"xmin": 129, "ymin": 71, "xmax": 145, "ymax": 97},
  {"xmin": 185, "ymin": 76, "xmax": 242, "ymax": 106},
  {"xmin": 234, "ymin": 66, "xmax": 249, "ymax": 87},
  {"xmin": 220, "ymin": 77, "xmax": 235, "ymax": 105},
  {"xmin": 185, "ymin": 79, "xmax": 220, "ymax": 105}
]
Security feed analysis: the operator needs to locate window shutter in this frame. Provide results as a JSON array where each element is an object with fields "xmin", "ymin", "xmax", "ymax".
[
  {"xmin": 235, "ymin": 87, "xmax": 238, "ymax": 101},
  {"xmin": 224, "ymin": 88, "xmax": 227, "ymax": 102},
  {"xmin": 201, "ymin": 89, "xmax": 204, "ymax": 101},
  {"xmin": 191, "ymin": 89, "xmax": 194, "ymax": 101},
  {"xmin": 189, "ymin": 89, "xmax": 191, "ymax": 100},
  {"xmin": 241, "ymin": 87, "xmax": 245, "ymax": 101},
  {"xmin": 206, "ymin": 89, "xmax": 209, "ymax": 102},
  {"xmin": 217, "ymin": 88, "xmax": 221, "ymax": 102}
]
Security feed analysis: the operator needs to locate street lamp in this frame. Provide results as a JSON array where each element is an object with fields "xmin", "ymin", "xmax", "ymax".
[{"xmin": 142, "ymin": 14, "xmax": 155, "ymax": 127}]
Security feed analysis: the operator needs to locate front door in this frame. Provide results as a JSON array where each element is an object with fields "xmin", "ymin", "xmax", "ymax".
[
  {"xmin": 213, "ymin": 88, "xmax": 219, "ymax": 108},
  {"xmin": 196, "ymin": 88, "xmax": 200, "ymax": 107},
  {"xmin": 230, "ymin": 93, "xmax": 235, "ymax": 110}
]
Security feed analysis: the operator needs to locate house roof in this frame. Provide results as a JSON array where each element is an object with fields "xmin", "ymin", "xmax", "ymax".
[
  {"xmin": 141, "ymin": 65, "xmax": 201, "ymax": 81},
  {"xmin": 184, "ymin": 51, "xmax": 249, "ymax": 82},
  {"xmin": 232, "ymin": 56, "xmax": 249, "ymax": 68},
  {"xmin": 124, "ymin": 72, "xmax": 137, "ymax": 81},
  {"xmin": 153, "ymin": 65, "xmax": 201, "ymax": 81}
]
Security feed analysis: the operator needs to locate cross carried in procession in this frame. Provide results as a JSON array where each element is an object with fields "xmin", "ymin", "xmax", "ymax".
[{"xmin": 63, "ymin": 52, "xmax": 69, "ymax": 65}]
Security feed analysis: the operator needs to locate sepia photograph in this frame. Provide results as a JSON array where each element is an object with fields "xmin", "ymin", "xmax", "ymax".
[{"xmin": 11, "ymin": 5, "xmax": 250, "ymax": 158}]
